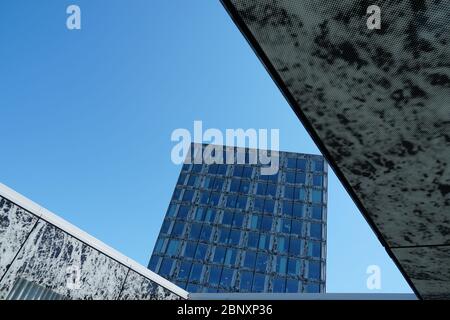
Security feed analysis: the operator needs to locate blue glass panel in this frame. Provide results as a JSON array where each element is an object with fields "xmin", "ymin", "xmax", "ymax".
[
  {"xmin": 195, "ymin": 243, "xmax": 208, "ymax": 260},
  {"xmin": 204, "ymin": 208, "xmax": 217, "ymax": 223},
  {"xmin": 309, "ymin": 241, "xmax": 321, "ymax": 258},
  {"xmin": 247, "ymin": 232, "xmax": 259, "ymax": 249},
  {"xmin": 154, "ymin": 238, "xmax": 165, "ymax": 253},
  {"xmin": 239, "ymin": 180, "xmax": 250, "ymax": 193},
  {"xmin": 208, "ymin": 164, "xmax": 218, "ymax": 174},
  {"xmin": 213, "ymin": 246, "xmax": 226, "ymax": 264},
  {"xmin": 252, "ymin": 273, "xmax": 266, "ymax": 292},
  {"xmin": 266, "ymin": 184, "xmax": 277, "ymax": 197},
  {"xmin": 171, "ymin": 222, "xmax": 184, "ymax": 237},
  {"xmin": 200, "ymin": 191, "xmax": 210, "ymax": 204},
  {"xmin": 210, "ymin": 193, "xmax": 220, "ymax": 206},
  {"xmin": 233, "ymin": 166, "xmax": 243, "ymax": 177},
  {"xmin": 281, "ymin": 218, "xmax": 291, "ymax": 233},
  {"xmin": 297, "ymin": 159, "xmax": 307, "ymax": 171},
  {"xmin": 243, "ymin": 251, "xmax": 256, "ymax": 269},
  {"xmin": 200, "ymin": 225, "xmax": 213, "ymax": 241},
  {"xmin": 192, "ymin": 164, "xmax": 202, "ymax": 173},
  {"xmin": 243, "ymin": 167, "xmax": 253, "ymax": 178},
  {"xmin": 226, "ymin": 195, "xmax": 237, "ymax": 208},
  {"xmin": 286, "ymin": 171, "xmax": 296, "ymax": 184},
  {"xmin": 255, "ymin": 253, "xmax": 269, "ymax": 273},
  {"xmin": 291, "ymin": 220, "xmax": 302, "ymax": 235},
  {"xmin": 312, "ymin": 205, "xmax": 323, "ymax": 220},
  {"xmin": 236, "ymin": 196, "xmax": 248, "ymax": 209},
  {"xmin": 313, "ymin": 175, "xmax": 323, "ymax": 186},
  {"xmin": 310, "ymin": 223, "xmax": 322, "ymax": 239},
  {"xmin": 213, "ymin": 178, "xmax": 224, "ymax": 191},
  {"xmin": 258, "ymin": 234, "xmax": 270, "ymax": 250},
  {"xmin": 189, "ymin": 263, "xmax": 203, "ymax": 282},
  {"xmin": 189, "ymin": 223, "xmax": 201, "ymax": 240},
  {"xmin": 288, "ymin": 258, "xmax": 301, "ymax": 276},
  {"xmin": 312, "ymin": 190, "xmax": 323, "ymax": 203},
  {"xmin": 166, "ymin": 239, "xmax": 180, "ymax": 256},
  {"xmin": 159, "ymin": 258, "xmax": 174, "ymax": 277},
  {"xmin": 275, "ymin": 256, "xmax": 287, "ymax": 274},
  {"xmin": 313, "ymin": 160, "xmax": 324, "ymax": 171},
  {"xmin": 217, "ymin": 165, "xmax": 227, "ymax": 175},
  {"xmin": 276, "ymin": 236, "xmax": 288, "ymax": 254},
  {"xmin": 186, "ymin": 284, "xmax": 201, "ymax": 293},
  {"xmin": 232, "ymin": 213, "xmax": 245, "ymax": 228},
  {"xmin": 267, "ymin": 172, "xmax": 279, "ymax": 183},
  {"xmin": 221, "ymin": 211, "xmax": 233, "ymax": 226},
  {"xmin": 292, "ymin": 202, "xmax": 304, "ymax": 218},
  {"xmin": 264, "ymin": 199, "xmax": 275, "ymax": 213},
  {"xmin": 254, "ymin": 198, "xmax": 264, "ymax": 212},
  {"xmin": 208, "ymin": 266, "xmax": 222, "ymax": 286},
  {"xmin": 177, "ymin": 261, "xmax": 192, "ymax": 280},
  {"xmin": 194, "ymin": 207, "xmax": 204, "ymax": 221},
  {"xmin": 308, "ymin": 261, "xmax": 321, "ymax": 279},
  {"xmin": 306, "ymin": 283, "xmax": 320, "ymax": 293},
  {"xmin": 177, "ymin": 173, "xmax": 187, "ymax": 185},
  {"xmin": 182, "ymin": 164, "xmax": 191, "ymax": 171},
  {"xmin": 148, "ymin": 256, "xmax": 159, "ymax": 272},
  {"xmin": 161, "ymin": 220, "xmax": 171, "ymax": 234},
  {"xmin": 288, "ymin": 237, "xmax": 302, "ymax": 256},
  {"xmin": 286, "ymin": 279, "xmax": 299, "ymax": 293},
  {"xmin": 230, "ymin": 178, "xmax": 240, "ymax": 192},
  {"xmin": 295, "ymin": 172, "xmax": 306, "ymax": 184},
  {"xmin": 282, "ymin": 201, "xmax": 293, "ymax": 216},
  {"xmin": 295, "ymin": 188, "xmax": 306, "ymax": 201},
  {"xmin": 220, "ymin": 268, "xmax": 234, "ymax": 288},
  {"xmin": 182, "ymin": 190, "xmax": 195, "ymax": 203},
  {"xmin": 218, "ymin": 228, "xmax": 230, "ymax": 245},
  {"xmin": 167, "ymin": 204, "xmax": 177, "ymax": 216},
  {"xmin": 256, "ymin": 183, "xmax": 267, "ymax": 195},
  {"xmin": 287, "ymin": 158, "xmax": 297, "ymax": 168},
  {"xmin": 249, "ymin": 215, "xmax": 261, "ymax": 229},
  {"xmin": 239, "ymin": 271, "xmax": 253, "ymax": 291},
  {"xmin": 177, "ymin": 205, "xmax": 190, "ymax": 219},
  {"xmin": 261, "ymin": 216, "xmax": 273, "ymax": 231},
  {"xmin": 224, "ymin": 248, "xmax": 238, "ymax": 266},
  {"xmin": 228, "ymin": 229, "xmax": 241, "ymax": 246},
  {"xmin": 272, "ymin": 277, "xmax": 286, "ymax": 293},
  {"xmin": 184, "ymin": 241, "xmax": 197, "ymax": 258},
  {"xmin": 284, "ymin": 186, "xmax": 294, "ymax": 200}
]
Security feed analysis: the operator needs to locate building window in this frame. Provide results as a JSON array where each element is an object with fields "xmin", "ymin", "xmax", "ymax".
[
  {"xmin": 166, "ymin": 239, "xmax": 180, "ymax": 256},
  {"xmin": 287, "ymin": 258, "xmax": 301, "ymax": 276},
  {"xmin": 258, "ymin": 234, "xmax": 271, "ymax": 251},
  {"xmin": 275, "ymin": 256, "xmax": 287, "ymax": 274},
  {"xmin": 308, "ymin": 261, "xmax": 321, "ymax": 280},
  {"xmin": 266, "ymin": 184, "xmax": 277, "ymax": 197},
  {"xmin": 200, "ymin": 225, "xmax": 213, "ymax": 242},
  {"xmin": 220, "ymin": 268, "xmax": 234, "ymax": 289},
  {"xmin": 186, "ymin": 284, "xmax": 201, "ymax": 293},
  {"xmin": 228, "ymin": 229, "xmax": 241, "ymax": 246},
  {"xmin": 257, "ymin": 183, "xmax": 266, "ymax": 196},
  {"xmin": 252, "ymin": 273, "xmax": 266, "ymax": 292},
  {"xmin": 247, "ymin": 232, "xmax": 259, "ymax": 249},
  {"xmin": 224, "ymin": 248, "xmax": 238, "ymax": 266},
  {"xmin": 232, "ymin": 212, "xmax": 245, "ymax": 228},
  {"xmin": 195, "ymin": 243, "xmax": 208, "ymax": 260},
  {"xmin": 281, "ymin": 218, "xmax": 291, "ymax": 233},
  {"xmin": 177, "ymin": 262, "xmax": 192, "ymax": 280},
  {"xmin": 148, "ymin": 256, "xmax": 159, "ymax": 271},
  {"xmin": 182, "ymin": 190, "xmax": 195, "ymax": 203},
  {"xmin": 253, "ymin": 198, "xmax": 264, "ymax": 212},
  {"xmin": 306, "ymin": 283, "xmax": 320, "ymax": 293},
  {"xmin": 221, "ymin": 211, "xmax": 233, "ymax": 226},
  {"xmin": 312, "ymin": 190, "xmax": 323, "ymax": 203},
  {"xmin": 291, "ymin": 220, "xmax": 302, "ymax": 236},
  {"xmin": 286, "ymin": 171, "xmax": 296, "ymax": 184},
  {"xmin": 177, "ymin": 205, "xmax": 190, "ymax": 219},
  {"xmin": 310, "ymin": 223, "xmax": 322, "ymax": 239},
  {"xmin": 212, "ymin": 246, "xmax": 226, "ymax": 264},
  {"xmin": 286, "ymin": 279, "xmax": 299, "ymax": 293},
  {"xmin": 189, "ymin": 223, "xmax": 202, "ymax": 240},
  {"xmin": 288, "ymin": 237, "xmax": 302, "ymax": 256},
  {"xmin": 292, "ymin": 202, "xmax": 304, "ymax": 218},
  {"xmin": 311, "ymin": 205, "xmax": 323, "ymax": 220},
  {"xmin": 184, "ymin": 241, "xmax": 197, "ymax": 258},
  {"xmin": 189, "ymin": 263, "xmax": 203, "ymax": 282},
  {"xmin": 239, "ymin": 180, "xmax": 250, "ymax": 193},
  {"xmin": 261, "ymin": 216, "xmax": 273, "ymax": 231},
  {"xmin": 284, "ymin": 186, "xmax": 294, "ymax": 200},
  {"xmin": 239, "ymin": 271, "xmax": 253, "ymax": 292},
  {"xmin": 243, "ymin": 251, "xmax": 256, "ymax": 269},
  {"xmin": 313, "ymin": 175, "xmax": 323, "ymax": 187},
  {"xmin": 272, "ymin": 277, "xmax": 286, "ymax": 293},
  {"xmin": 308, "ymin": 241, "xmax": 321, "ymax": 258},
  {"xmin": 160, "ymin": 220, "xmax": 171, "ymax": 234},
  {"xmin": 208, "ymin": 266, "xmax": 222, "ymax": 286},
  {"xmin": 255, "ymin": 253, "xmax": 269, "ymax": 273},
  {"xmin": 275, "ymin": 236, "xmax": 288, "ymax": 254},
  {"xmin": 295, "ymin": 172, "xmax": 306, "ymax": 184},
  {"xmin": 167, "ymin": 204, "xmax": 177, "ymax": 217},
  {"xmin": 263, "ymin": 199, "xmax": 275, "ymax": 214},
  {"xmin": 282, "ymin": 201, "xmax": 293, "ymax": 216},
  {"xmin": 297, "ymin": 159, "xmax": 307, "ymax": 171},
  {"xmin": 313, "ymin": 160, "xmax": 324, "ymax": 171},
  {"xmin": 236, "ymin": 196, "xmax": 248, "ymax": 209},
  {"xmin": 159, "ymin": 258, "xmax": 174, "ymax": 277},
  {"xmin": 217, "ymin": 227, "xmax": 230, "ymax": 245},
  {"xmin": 171, "ymin": 222, "xmax": 184, "ymax": 237}
]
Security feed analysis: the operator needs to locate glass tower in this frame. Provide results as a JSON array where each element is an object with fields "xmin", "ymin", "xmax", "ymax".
[{"xmin": 148, "ymin": 144, "xmax": 327, "ymax": 294}]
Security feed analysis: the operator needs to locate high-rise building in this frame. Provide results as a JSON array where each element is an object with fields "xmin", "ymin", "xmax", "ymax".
[{"xmin": 149, "ymin": 144, "xmax": 327, "ymax": 294}]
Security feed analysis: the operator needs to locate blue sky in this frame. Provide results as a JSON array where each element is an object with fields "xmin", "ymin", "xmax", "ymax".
[{"xmin": 0, "ymin": 0, "xmax": 411, "ymax": 293}]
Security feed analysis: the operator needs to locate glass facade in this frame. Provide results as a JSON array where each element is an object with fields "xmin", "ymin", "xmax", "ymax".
[{"xmin": 149, "ymin": 144, "xmax": 327, "ymax": 293}]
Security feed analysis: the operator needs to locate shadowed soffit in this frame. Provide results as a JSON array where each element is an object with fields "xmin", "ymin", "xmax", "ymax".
[{"xmin": 220, "ymin": 0, "xmax": 450, "ymax": 299}]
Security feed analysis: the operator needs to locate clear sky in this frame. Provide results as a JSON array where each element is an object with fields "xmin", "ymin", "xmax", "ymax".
[{"xmin": 0, "ymin": 0, "xmax": 412, "ymax": 293}]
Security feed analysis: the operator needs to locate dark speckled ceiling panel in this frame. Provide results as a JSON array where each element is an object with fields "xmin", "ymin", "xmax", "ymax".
[{"xmin": 221, "ymin": 0, "xmax": 450, "ymax": 299}]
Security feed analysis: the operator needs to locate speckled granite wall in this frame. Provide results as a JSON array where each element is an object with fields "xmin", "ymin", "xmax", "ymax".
[
  {"xmin": 0, "ymin": 196, "xmax": 182, "ymax": 300},
  {"xmin": 224, "ymin": 0, "xmax": 450, "ymax": 299}
]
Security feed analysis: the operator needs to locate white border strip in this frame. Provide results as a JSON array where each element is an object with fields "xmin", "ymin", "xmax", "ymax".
[{"xmin": 0, "ymin": 182, "xmax": 189, "ymax": 299}]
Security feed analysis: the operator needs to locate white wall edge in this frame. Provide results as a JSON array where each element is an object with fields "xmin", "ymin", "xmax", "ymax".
[{"xmin": 0, "ymin": 182, "xmax": 189, "ymax": 299}]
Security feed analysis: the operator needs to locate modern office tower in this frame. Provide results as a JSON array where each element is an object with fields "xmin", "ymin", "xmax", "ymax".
[{"xmin": 149, "ymin": 144, "xmax": 327, "ymax": 294}]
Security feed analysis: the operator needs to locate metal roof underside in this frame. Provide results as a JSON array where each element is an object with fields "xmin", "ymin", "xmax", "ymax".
[{"xmin": 221, "ymin": 0, "xmax": 450, "ymax": 299}]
